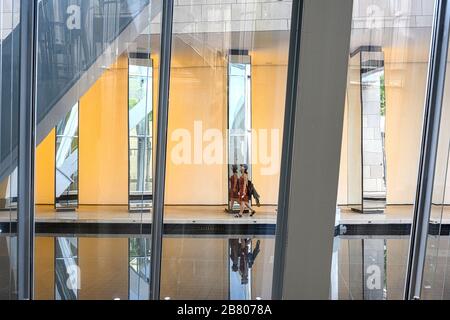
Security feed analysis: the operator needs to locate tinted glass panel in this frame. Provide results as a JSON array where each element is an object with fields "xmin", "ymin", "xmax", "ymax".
[
  {"xmin": 161, "ymin": 0, "xmax": 293, "ymax": 300},
  {"xmin": 0, "ymin": 0, "xmax": 19, "ymax": 300},
  {"xmin": 337, "ymin": 0, "xmax": 436, "ymax": 299},
  {"xmin": 34, "ymin": 0, "xmax": 162, "ymax": 300}
]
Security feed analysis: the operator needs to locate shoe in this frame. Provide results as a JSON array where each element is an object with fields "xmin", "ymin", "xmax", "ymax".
[{"xmin": 250, "ymin": 210, "xmax": 256, "ymax": 217}]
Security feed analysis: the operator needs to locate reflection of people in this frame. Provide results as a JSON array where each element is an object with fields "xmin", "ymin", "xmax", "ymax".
[
  {"xmin": 229, "ymin": 239, "xmax": 261, "ymax": 285},
  {"xmin": 248, "ymin": 240, "xmax": 260, "ymax": 268},
  {"xmin": 228, "ymin": 165, "xmax": 240, "ymax": 212},
  {"xmin": 230, "ymin": 239, "xmax": 240, "ymax": 272},
  {"xmin": 239, "ymin": 239, "xmax": 250, "ymax": 285},
  {"xmin": 235, "ymin": 165, "xmax": 255, "ymax": 218}
]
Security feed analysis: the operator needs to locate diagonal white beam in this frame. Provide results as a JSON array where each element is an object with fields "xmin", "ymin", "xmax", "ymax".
[{"xmin": 278, "ymin": 0, "xmax": 353, "ymax": 299}]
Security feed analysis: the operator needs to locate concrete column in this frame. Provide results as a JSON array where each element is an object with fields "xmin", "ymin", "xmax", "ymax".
[{"xmin": 281, "ymin": 0, "xmax": 353, "ymax": 299}]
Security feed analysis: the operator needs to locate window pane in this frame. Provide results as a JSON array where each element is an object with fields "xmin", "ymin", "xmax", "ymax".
[
  {"xmin": 0, "ymin": 0, "xmax": 20, "ymax": 300},
  {"xmin": 336, "ymin": 0, "xmax": 436, "ymax": 300},
  {"xmin": 33, "ymin": 0, "xmax": 162, "ymax": 300},
  {"xmin": 421, "ymin": 32, "xmax": 450, "ymax": 300},
  {"xmin": 161, "ymin": 0, "xmax": 293, "ymax": 300}
]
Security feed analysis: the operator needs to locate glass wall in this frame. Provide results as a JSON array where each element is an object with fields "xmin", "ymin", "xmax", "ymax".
[
  {"xmin": 421, "ymin": 43, "xmax": 450, "ymax": 300},
  {"xmin": 33, "ymin": 0, "xmax": 162, "ymax": 300},
  {"xmin": 55, "ymin": 103, "xmax": 79, "ymax": 210},
  {"xmin": 128, "ymin": 55, "xmax": 153, "ymax": 212},
  {"xmin": 31, "ymin": 233, "xmax": 273, "ymax": 300},
  {"xmin": 1, "ymin": 0, "xmax": 448, "ymax": 301},
  {"xmin": 160, "ymin": 0, "xmax": 293, "ymax": 300},
  {"xmin": 337, "ymin": 236, "xmax": 411, "ymax": 300},
  {"xmin": 0, "ymin": 0, "xmax": 20, "ymax": 300},
  {"xmin": 337, "ymin": 0, "xmax": 436, "ymax": 299}
]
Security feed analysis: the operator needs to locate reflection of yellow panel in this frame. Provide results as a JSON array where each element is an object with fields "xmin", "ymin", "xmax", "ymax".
[
  {"xmin": 338, "ymin": 63, "xmax": 434, "ymax": 206},
  {"xmin": 36, "ymin": 56, "xmax": 128, "ymax": 206},
  {"xmin": 164, "ymin": 65, "xmax": 286, "ymax": 205},
  {"xmin": 251, "ymin": 239, "xmax": 275, "ymax": 300},
  {"xmin": 0, "ymin": 178, "xmax": 8, "ymax": 199},
  {"xmin": 79, "ymin": 56, "xmax": 128, "ymax": 205},
  {"xmin": 160, "ymin": 238, "xmax": 228, "ymax": 299},
  {"xmin": 386, "ymin": 239, "xmax": 409, "ymax": 300},
  {"xmin": 36, "ymin": 129, "xmax": 56, "ymax": 205},
  {"xmin": 251, "ymin": 66, "xmax": 286, "ymax": 205},
  {"xmin": 34, "ymin": 237, "xmax": 55, "ymax": 300},
  {"xmin": 337, "ymin": 98, "xmax": 349, "ymax": 205},
  {"xmin": 442, "ymin": 63, "xmax": 450, "ymax": 204},
  {"xmin": 385, "ymin": 64, "xmax": 428, "ymax": 204},
  {"xmin": 78, "ymin": 238, "xmax": 128, "ymax": 300},
  {"xmin": 35, "ymin": 56, "xmax": 286, "ymax": 206},
  {"xmin": 165, "ymin": 66, "xmax": 227, "ymax": 205}
]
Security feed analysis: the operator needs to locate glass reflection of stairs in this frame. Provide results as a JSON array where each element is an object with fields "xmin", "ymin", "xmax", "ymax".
[{"xmin": 0, "ymin": 0, "xmax": 160, "ymax": 189}]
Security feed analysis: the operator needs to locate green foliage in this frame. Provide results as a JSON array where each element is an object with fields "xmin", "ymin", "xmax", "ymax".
[
  {"xmin": 380, "ymin": 75, "xmax": 386, "ymax": 116},
  {"xmin": 129, "ymin": 98, "xmax": 139, "ymax": 109}
]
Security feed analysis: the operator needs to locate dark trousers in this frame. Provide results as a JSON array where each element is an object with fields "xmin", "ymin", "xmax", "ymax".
[{"xmin": 251, "ymin": 187, "xmax": 260, "ymax": 205}]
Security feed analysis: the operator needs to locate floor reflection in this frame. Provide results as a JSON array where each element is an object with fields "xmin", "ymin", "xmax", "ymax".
[
  {"xmin": 55, "ymin": 237, "xmax": 78, "ymax": 300},
  {"xmin": 160, "ymin": 237, "xmax": 274, "ymax": 300},
  {"xmin": 1, "ymin": 234, "xmax": 450, "ymax": 300},
  {"xmin": 229, "ymin": 239, "xmax": 261, "ymax": 300},
  {"xmin": 31, "ymin": 235, "xmax": 274, "ymax": 300},
  {"xmin": 129, "ymin": 237, "xmax": 151, "ymax": 300},
  {"xmin": 0, "ymin": 236, "xmax": 16, "ymax": 300},
  {"xmin": 336, "ymin": 236, "xmax": 450, "ymax": 300}
]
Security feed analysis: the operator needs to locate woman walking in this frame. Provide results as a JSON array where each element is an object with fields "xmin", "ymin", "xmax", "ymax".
[
  {"xmin": 228, "ymin": 165, "xmax": 240, "ymax": 212},
  {"xmin": 235, "ymin": 164, "xmax": 256, "ymax": 218}
]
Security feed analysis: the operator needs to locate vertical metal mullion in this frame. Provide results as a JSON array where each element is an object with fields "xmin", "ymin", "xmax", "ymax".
[
  {"xmin": 405, "ymin": 0, "xmax": 450, "ymax": 300},
  {"xmin": 150, "ymin": 0, "xmax": 174, "ymax": 301},
  {"xmin": 271, "ymin": 0, "xmax": 304, "ymax": 300},
  {"xmin": 17, "ymin": 0, "xmax": 38, "ymax": 300}
]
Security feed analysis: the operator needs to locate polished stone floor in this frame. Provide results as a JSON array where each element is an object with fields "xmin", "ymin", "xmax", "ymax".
[
  {"xmin": 1, "ymin": 204, "xmax": 450, "ymax": 225},
  {"xmin": 336, "ymin": 235, "xmax": 450, "ymax": 300},
  {"xmin": 1, "ymin": 205, "xmax": 450, "ymax": 299},
  {"xmin": 1, "ymin": 233, "xmax": 450, "ymax": 300},
  {"xmin": 340, "ymin": 205, "xmax": 450, "ymax": 225},
  {"xmin": 0, "ymin": 205, "xmax": 278, "ymax": 224}
]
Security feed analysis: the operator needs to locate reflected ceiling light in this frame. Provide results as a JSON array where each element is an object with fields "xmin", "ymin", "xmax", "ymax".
[
  {"xmin": 164, "ymin": 297, "xmax": 171, "ymax": 300},
  {"xmin": 114, "ymin": 297, "xmax": 121, "ymax": 300},
  {"xmin": 256, "ymin": 297, "xmax": 263, "ymax": 300}
]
